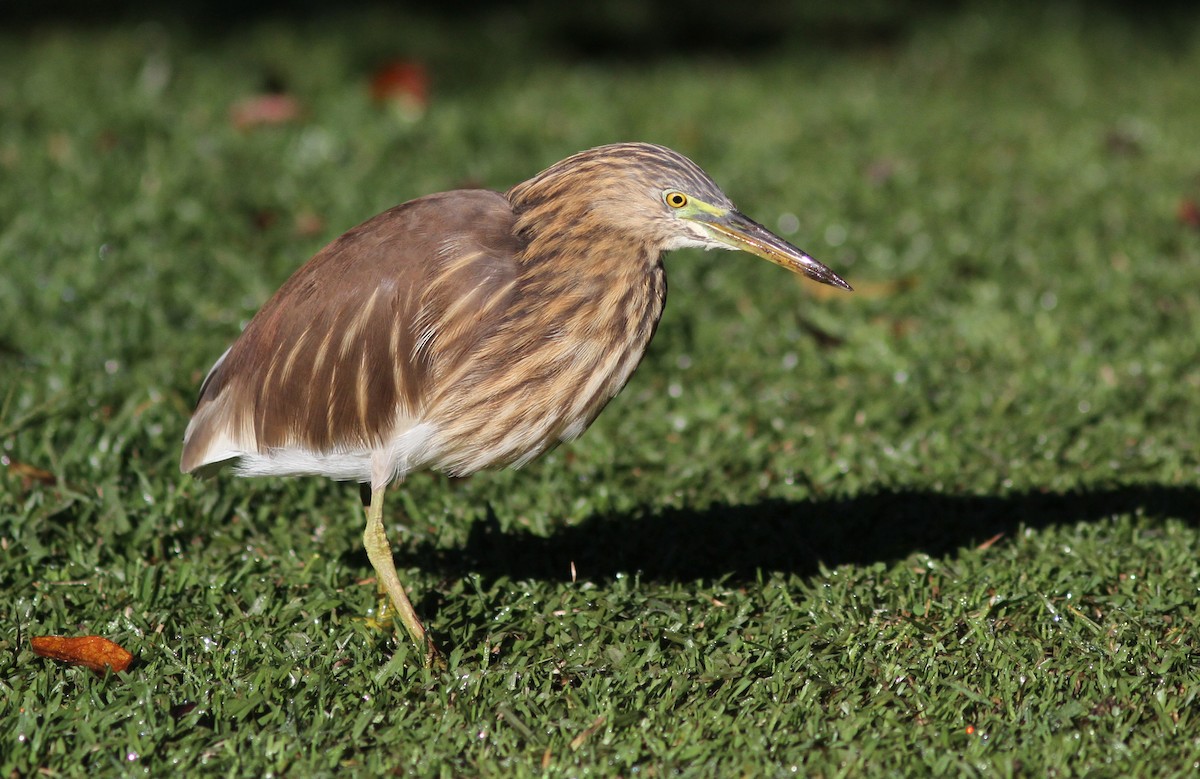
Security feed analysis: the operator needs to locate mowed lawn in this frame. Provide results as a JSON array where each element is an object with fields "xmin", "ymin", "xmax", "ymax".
[{"xmin": 2, "ymin": 3, "xmax": 1199, "ymax": 776}]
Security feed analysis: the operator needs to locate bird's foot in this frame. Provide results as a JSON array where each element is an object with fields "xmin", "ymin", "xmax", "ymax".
[
  {"xmin": 422, "ymin": 638, "xmax": 447, "ymax": 671},
  {"xmin": 356, "ymin": 586, "xmax": 394, "ymax": 631}
]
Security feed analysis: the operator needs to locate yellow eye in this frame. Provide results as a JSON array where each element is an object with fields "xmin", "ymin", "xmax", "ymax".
[{"xmin": 665, "ymin": 191, "xmax": 688, "ymax": 208}]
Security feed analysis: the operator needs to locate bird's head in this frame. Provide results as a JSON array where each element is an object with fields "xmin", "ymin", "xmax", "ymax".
[{"xmin": 508, "ymin": 142, "xmax": 851, "ymax": 290}]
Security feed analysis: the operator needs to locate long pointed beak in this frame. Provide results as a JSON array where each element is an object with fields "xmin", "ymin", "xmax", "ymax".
[{"xmin": 700, "ymin": 211, "xmax": 852, "ymax": 291}]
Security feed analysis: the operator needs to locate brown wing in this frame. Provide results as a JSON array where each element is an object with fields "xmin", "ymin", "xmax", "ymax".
[{"xmin": 180, "ymin": 189, "xmax": 522, "ymax": 474}]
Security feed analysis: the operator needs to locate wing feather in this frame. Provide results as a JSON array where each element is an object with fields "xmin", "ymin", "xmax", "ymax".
[{"xmin": 180, "ymin": 189, "xmax": 522, "ymax": 475}]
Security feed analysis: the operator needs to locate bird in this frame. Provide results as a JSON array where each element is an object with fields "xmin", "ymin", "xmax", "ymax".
[{"xmin": 180, "ymin": 142, "xmax": 851, "ymax": 665}]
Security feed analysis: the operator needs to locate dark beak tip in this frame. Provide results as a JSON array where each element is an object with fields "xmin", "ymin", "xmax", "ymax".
[
  {"xmin": 718, "ymin": 215, "xmax": 852, "ymax": 292},
  {"xmin": 807, "ymin": 265, "xmax": 852, "ymax": 292}
]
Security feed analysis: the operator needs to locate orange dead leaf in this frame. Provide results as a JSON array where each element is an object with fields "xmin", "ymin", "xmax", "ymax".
[{"xmin": 31, "ymin": 635, "xmax": 134, "ymax": 675}]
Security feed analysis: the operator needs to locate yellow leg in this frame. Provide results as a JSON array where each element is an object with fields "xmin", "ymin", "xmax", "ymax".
[
  {"xmin": 362, "ymin": 485, "xmax": 441, "ymax": 666},
  {"xmin": 375, "ymin": 584, "xmax": 391, "ymax": 623}
]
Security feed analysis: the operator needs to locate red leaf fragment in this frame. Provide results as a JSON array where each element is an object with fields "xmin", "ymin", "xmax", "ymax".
[
  {"xmin": 229, "ymin": 93, "xmax": 301, "ymax": 130},
  {"xmin": 31, "ymin": 635, "xmax": 134, "ymax": 675},
  {"xmin": 369, "ymin": 60, "xmax": 429, "ymax": 111},
  {"xmin": 293, "ymin": 209, "xmax": 326, "ymax": 238},
  {"xmin": 1178, "ymin": 198, "xmax": 1200, "ymax": 229}
]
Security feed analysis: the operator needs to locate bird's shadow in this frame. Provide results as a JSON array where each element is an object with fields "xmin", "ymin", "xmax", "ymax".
[{"xmin": 411, "ymin": 483, "xmax": 1200, "ymax": 586}]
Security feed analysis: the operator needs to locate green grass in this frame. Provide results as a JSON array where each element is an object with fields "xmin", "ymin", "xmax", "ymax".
[{"xmin": 3, "ymin": 3, "xmax": 1200, "ymax": 775}]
